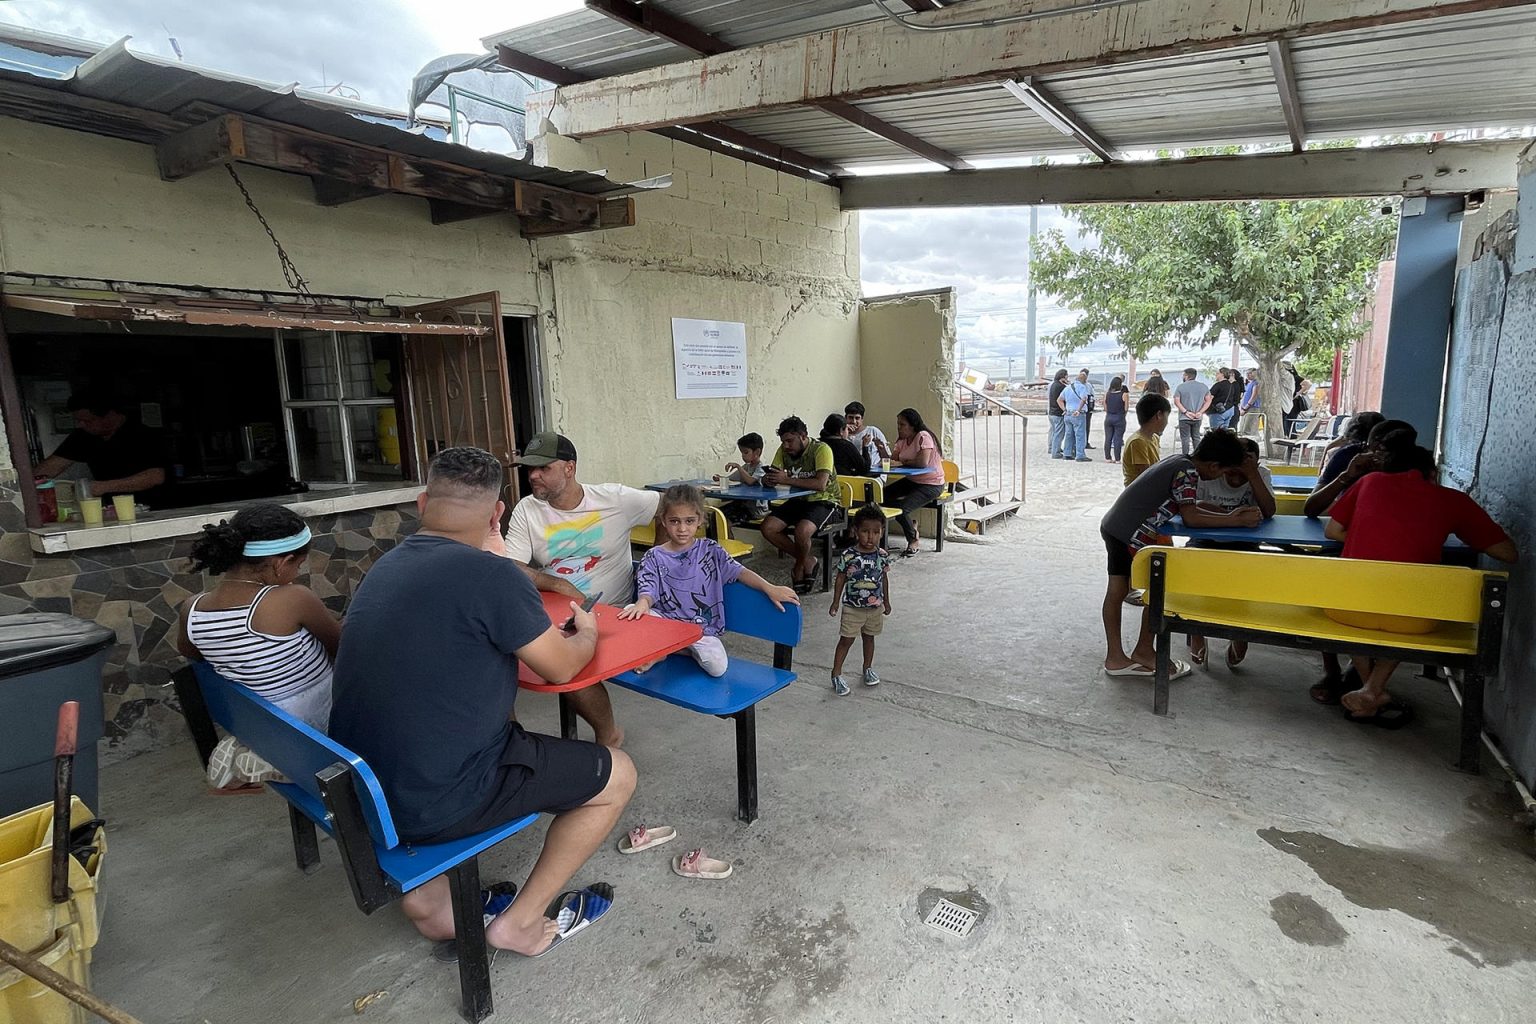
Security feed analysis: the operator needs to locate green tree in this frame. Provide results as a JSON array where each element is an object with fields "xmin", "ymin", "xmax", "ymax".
[{"xmin": 1032, "ymin": 200, "xmax": 1395, "ymax": 444}]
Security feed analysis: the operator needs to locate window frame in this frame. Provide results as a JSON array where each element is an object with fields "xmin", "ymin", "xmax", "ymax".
[{"xmin": 274, "ymin": 329, "xmax": 401, "ymax": 485}]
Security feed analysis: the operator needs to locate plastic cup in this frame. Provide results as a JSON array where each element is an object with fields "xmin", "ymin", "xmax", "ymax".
[
  {"xmin": 881, "ymin": 458, "xmax": 892, "ymax": 473},
  {"xmin": 112, "ymin": 495, "xmax": 137, "ymax": 523},
  {"xmin": 80, "ymin": 497, "xmax": 103, "ymax": 526}
]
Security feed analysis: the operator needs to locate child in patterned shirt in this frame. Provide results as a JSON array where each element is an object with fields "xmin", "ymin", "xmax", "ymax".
[
  {"xmin": 621, "ymin": 484, "xmax": 797, "ymax": 675},
  {"xmin": 828, "ymin": 505, "xmax": 893, "ymax": 696}
]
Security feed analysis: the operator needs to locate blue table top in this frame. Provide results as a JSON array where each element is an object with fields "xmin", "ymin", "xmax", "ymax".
[
  {"xmin": 1164, "ymin": 514, "xmax": 1467, "ymax": 550},
  {"xmin": 706, "ymin": 483, "xmax": 815, "ymax": 501},
  {"xmin": 1271, "ymin": 475, "xmax": 1316, "ymax": 492},
  {"xmin": 647, "ymin": 479, "xmax": 815, "ymax": 501},
  {"xmin": 870, "ymin": 466, "xmax": 927, "ymax": 477}
]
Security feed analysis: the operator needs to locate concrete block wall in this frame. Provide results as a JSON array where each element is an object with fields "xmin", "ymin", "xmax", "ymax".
[{"xmin": 528, "ymin": 129, "xmax": 865, "ymax": 484}]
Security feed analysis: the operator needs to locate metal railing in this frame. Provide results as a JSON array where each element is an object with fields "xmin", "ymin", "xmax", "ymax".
[{"xmin": 952, "ymin": 381, "xmax": 1027, "ymax": 508}]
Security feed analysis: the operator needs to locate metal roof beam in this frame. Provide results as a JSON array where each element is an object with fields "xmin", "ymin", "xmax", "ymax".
[
  {"xmin": 528, "ymin": 0, "xmax": 1536, "ymax": 137},
  {"xmin": 837, "ymin": 142, "xmax": 1525, "ymax": 209},
  {"xmin": 1267, "ymin": 39, "xmax": 1307, "ymax": 154},
  {"xmin": 495, "ymin": 43, "xmax": 841, "ymax": 179},
  {"xmin": 1001, "ymin": 78, "xmax": 1117, "ymax": 163},
  {"xmin": 580, "ymin": 0, "xmax": 971, "ymax": 171}
]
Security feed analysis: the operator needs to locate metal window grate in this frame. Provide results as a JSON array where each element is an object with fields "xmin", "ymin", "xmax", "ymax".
[{"xmin": 923, "ymin": 898, "xmax": 979, "ymax": 938}]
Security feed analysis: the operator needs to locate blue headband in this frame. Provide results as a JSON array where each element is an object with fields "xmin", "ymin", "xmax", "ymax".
[{"xmin": 243, "ymin": 526, "xmax": 312, "ymax": 557}]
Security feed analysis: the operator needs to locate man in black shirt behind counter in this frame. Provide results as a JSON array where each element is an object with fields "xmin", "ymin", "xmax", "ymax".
[{"xmin": 33, "ymin": 390, "xmax": 170, "ymax": 506}]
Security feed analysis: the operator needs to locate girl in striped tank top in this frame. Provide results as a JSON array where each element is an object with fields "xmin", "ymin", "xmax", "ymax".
[{"xmin": 176, "ymin": 503, "xmax": 341, "ymax": 793}]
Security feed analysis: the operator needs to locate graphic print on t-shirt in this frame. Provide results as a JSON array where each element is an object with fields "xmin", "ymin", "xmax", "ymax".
[{"xmin": 544, "ymin": 511, "xmax": 606, "ymax": 592}]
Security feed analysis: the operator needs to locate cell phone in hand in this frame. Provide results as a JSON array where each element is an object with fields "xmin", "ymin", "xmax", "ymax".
[{"xmin": 562, "ymin": 592, "xmax": 601, "ymax": 633}]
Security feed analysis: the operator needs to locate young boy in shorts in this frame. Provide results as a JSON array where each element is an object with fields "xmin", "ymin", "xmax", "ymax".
[
  {"xmin": 828, "ymin": 505, "xmax": 892, "ymax": 696},
  {"xmin": 1100, "ymin": 430, "xmax": 1259, "ymax": 679},
  {"xmin": 716, "ymin": 432, "xmax": 769, "ymax": 524}
]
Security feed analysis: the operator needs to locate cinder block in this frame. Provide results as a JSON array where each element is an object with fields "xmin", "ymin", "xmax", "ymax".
[
  {"xmin": 759, "ymin": 239, "xmax": 792, "ymax": 268},
  {"xmin": 777, "ymin": 171, "xmax": 808, "ymax": 200},
  {"xmin": 744, "ymin": 213, "xmax": 778, "ymax": 241},
  {"xmin": 633, "ymin": 192, "xmax": 672, "ymax": 224},
  {"xmin": 721, "ymin": 181, "xmax": 760, "ymax": 214},
  {"xmin": 649, "ymin": 223, "xmax": 694, "ymax": 257},
  {"xmin": 815, "ymin": 204, "xmax": 846, "ymax": 231},
  {"xmin": 788, "ymin": 198, "xmax": 817, "ymax": 226},
  {"xmin": 845, "ymin": 248, "xmax": 861, "ymax": 278},
  {"xmin": 688, "ymin": 171, "xmax": 724, "ymax": 206},
  {"xmin": 660, "ymin": 173, "xmax": 688, "ymax": 200},
  {"xmin": 759, "ymin": 192, "xmax": 789, "ymax": 220},
  {"xmin": 811, "ymin": 226, "xmax": 842, "ymax": 253},
  {"xmin": 673, "ymin": 139, "xmax": 714, "ymax": 175},
  {"xmin": 589, "ymin": 132, "xmax": 630, "ymax": 168},
  {"xmin": 603, "ymin": 155, "xmax": 648, "ymax": 185},
  {"xmin": 745, "ymin": 162, "xmax": 779, "ymax": 194},
  {"xmin": 711, "ymin": 206, "xmax": 746, "ymax": 237},
  {"xmin": 534, "ymin": 133, "xmax": 601, "ymax": 172},
  {"xmin": 806, "ymin": 180, "xmax": 840, "ymax": 209},
  {"xmin": 774, "ymin": 220, "xmax": 813, "ymax": 249},
  {"xmin": 691, "ymin": 233, "xmax": 729, "ymax": 264},
  {"xmin": 711, "ymin": 150, "xmax": 747, "ymax": 184},
  {"xmin": 628, "ymin": 130, "xmax": 674, "ymax": 165},
  {"xmin": 670, "ymin": 199, "xmax": 716, "ymax": 232},
  {"xmin": 727, "ymin": 236, "xmax": 763, "ymax": 266}
]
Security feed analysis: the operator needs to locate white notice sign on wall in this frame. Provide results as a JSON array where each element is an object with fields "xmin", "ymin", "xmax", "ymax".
[{"xmin": 672, "ymin": 317, "xmax": 748, "ymax": 400}]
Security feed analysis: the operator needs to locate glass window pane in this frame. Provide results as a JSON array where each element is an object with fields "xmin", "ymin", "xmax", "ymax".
[
  {"xmin": 339, "ymin": 333, "xmax": 401, "ymax": 400},
  {"xmin": 290, "ymin": 407, "xmax": 345, "ymax": 482},
  {"xmin": 283, "ymin": 331, "xmax": 339, "ymax": 400},
  {"xmin": 349, "ymin": 405, "xmax": 405, "ymax": 482}
]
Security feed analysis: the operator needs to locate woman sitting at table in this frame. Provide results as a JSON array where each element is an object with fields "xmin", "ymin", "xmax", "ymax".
[
  {"xmin": 883, "ymin": 407, "xmax": 946, "ymax": 556},
  {"xmin": 176, "ymin": 503, "xmax": 341, "ymax": 792},
  {"xmin": 1322, "ymin": 427, "xmax": 1517, "ymax": 726}
]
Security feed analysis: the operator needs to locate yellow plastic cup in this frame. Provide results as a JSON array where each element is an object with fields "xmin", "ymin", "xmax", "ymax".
[
  {"xmin": 881, "ymin": 458, "xmax": 892, "ymax": 473},
  {"xmin": 112, "ymin": 495, "xmax": 137, "ymax": 523},
  {"xmin": 79, "ymin": 497, "xmax": 103, "ymax": 526}
]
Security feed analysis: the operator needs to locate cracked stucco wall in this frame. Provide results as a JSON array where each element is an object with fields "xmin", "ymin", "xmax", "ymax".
[
  {"xmin": 529, "ymin": 128, "xmax": 862, "ymax": 483},
  {"xmin": 1441, "ymin": 143, "xmax": 1536, "ymax": 787},
  {"xmin": 858, "ymin": 288, "xmax": 958, "ymax": 454}
]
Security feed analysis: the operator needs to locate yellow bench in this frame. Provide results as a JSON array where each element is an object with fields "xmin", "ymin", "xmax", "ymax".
[
  {"xmin": 1130, "ymin": 546, "xmax": 1508, "ymax": 771},
  {"xmin": 630, "ymin": 505, "xmax": 755, "ymax": 561},
  {"xmin": 837, "ymin": 476, "xmax": 903, "ymax": 544},
  {"xmin": 1272, "ymin": 492, "xmax": 1309, "ymax": 516}
]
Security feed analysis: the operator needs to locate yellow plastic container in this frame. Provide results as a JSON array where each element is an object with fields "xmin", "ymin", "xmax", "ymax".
[
  {"xmin": 0, "ymin": 797, "xmax": 106, "ymax": 1024},
  {"xmin": 376, "ymin": 407, "xmax": 400, "ymax": 466}
]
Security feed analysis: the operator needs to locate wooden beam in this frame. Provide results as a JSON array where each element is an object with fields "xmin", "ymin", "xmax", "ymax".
[
  {"xmin": 0, "ymin": 74, "xmax": 183, "ymax": 143},
  {"xmin": 529, "ymin": 0, "xmax": 1536, "ymax": 136},
  {"xmin": 311, "ymin": 177, "xmax": 389, "ymax": 206},
  {"xmin": 429, "ymin": 200, "xmax": 507, "ymax": 224},
  {"xmin": 155, "ymin": 114, "xmax": 245, "ymax": 180},
  {"xmin": 1267, "ymin": 39, "xmax": 1308, "ymax": 154},
  {"xmin": 1001, "ymin": 78, "xmax": 1117, "ymax": 163},
  {"xmin": 837, "ymin": 142, "xmax": 1525, "ymax": 209},
  {"xmin": 520, "ymin": 196, "xmax": 634, "ymax": 237},
  {"xmin": 496, "ymin": 42, "xmax": 839, "ymax": 179},
  {"xmin": 585, "ymin": 0, "xmax": 730, "ymax": 56},
  {"xmin": 513, "ymin": 179, "xmax": 600, "ymax": 228},
  {"xmin": 580, "ymin": 0, "xmax": 968, "ymax": 170}
]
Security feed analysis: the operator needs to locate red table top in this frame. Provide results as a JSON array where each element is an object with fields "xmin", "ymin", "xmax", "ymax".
[{"xmin": 517, "ymin": 592, "xmax": 704, "ymax": 693}]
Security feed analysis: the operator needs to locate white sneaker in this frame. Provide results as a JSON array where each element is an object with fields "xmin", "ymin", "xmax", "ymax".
[
  {"xmin": 831, "ymin": 675, "xmax": 851, "ymax": 696},
  {"xmin": 862, "ymin": 668, "xmax": 880, "ymax": 686}
]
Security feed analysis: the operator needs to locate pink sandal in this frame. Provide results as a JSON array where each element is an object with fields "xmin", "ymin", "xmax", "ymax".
[
  {"xmin": 617, "ymin": 824, "xmax": 677, "ymax": 854},
  {"xmin": 672, "ymin": 848, "xmax": 733, "ymax": 879}
]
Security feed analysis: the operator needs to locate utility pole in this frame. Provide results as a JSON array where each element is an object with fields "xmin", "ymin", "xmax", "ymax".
[{"xmin": 1026, "ymin": 204, "xmax": 1039, "ymax": 379}]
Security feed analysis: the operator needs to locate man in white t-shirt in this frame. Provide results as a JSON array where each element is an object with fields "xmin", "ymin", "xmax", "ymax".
[
  {"xmin": 843, "ymin": 401, "xmax": 888, "ymax": 473},
  {"xmin": 503, "ymin": 432, "xmax": 660, "ymax": 747}
]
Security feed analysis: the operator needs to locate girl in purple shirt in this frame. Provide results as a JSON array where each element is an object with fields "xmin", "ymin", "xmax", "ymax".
[{"xmin": 620, "ymin": 484, "xmax": 798, "ymax": 675}]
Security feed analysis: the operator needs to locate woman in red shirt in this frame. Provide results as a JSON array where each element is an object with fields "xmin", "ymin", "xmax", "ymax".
[
  {"xmin": 1323, "ymin": 428, "xmax": 1517, "ymax": 725},
  {"xmin": 885, "ymin": 407, "xmax": 946, "ymax": 556}
]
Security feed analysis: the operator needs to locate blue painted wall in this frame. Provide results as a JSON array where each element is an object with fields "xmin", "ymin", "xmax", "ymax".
[
  {"xmin": 1381, "ymin": 196, "xmax": 1464, "ymax": 448},
  {"xmin": 1442, "ymin": 152, "xmax": 1536, "ymax": 785}
]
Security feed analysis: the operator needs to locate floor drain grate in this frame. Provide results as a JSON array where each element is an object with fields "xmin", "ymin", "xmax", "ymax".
[{"xmin": 923, "ymin": 898, "xmax": 980, "ymax": 937}]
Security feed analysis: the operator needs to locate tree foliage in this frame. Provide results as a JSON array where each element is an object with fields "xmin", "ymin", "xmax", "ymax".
[{"xmin": 1032, "ymin": 199, "xmax": 1396, "ymax": 363}]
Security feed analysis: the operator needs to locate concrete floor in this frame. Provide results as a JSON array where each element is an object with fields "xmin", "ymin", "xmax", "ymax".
[{"xmin": 87, "ymin": 438, "xmax": 1536, "ymax": 1024}]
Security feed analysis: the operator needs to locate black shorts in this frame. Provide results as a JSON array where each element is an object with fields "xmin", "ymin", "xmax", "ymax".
[
  {"xmin": 1102, "ymin": 528, "xmax": 1134, "ymax": 578},
  {"xmin": 418, "ymin": 724, "xmax": 612, "ymax": 843},
  {"xmin": 767, "ymin": 498, "xmax": 841, "ymax": 531}
]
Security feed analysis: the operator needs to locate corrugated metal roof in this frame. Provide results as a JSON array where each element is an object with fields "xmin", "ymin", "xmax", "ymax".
[
  {"xmin": 0, "ymin": 38, "xmax": 631, "ymax": 196},
  {"xmin": 490, "ymin": 1, "xmax": 1536, "ymax": 174}
]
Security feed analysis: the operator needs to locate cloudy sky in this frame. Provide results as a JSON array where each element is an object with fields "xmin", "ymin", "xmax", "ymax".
[{"xmin": 1, "ymin": 0, "xmax": 1149, "ymax": 378}]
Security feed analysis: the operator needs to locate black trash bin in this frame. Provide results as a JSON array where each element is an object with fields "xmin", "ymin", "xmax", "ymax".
[{"xmin": 0, "ymin": 613, "xmax": 115, "ymax": 817}]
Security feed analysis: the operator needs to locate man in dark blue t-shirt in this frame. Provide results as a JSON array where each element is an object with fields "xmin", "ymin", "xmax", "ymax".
[{"xmin": 331, "ymin": 446, "xmax": 635, "ymax": 958}]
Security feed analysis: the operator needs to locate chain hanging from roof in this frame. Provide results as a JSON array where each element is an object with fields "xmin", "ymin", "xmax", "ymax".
[{"xmin": 223, "ymin": 163, "xmax": 321, "ymax": 306}]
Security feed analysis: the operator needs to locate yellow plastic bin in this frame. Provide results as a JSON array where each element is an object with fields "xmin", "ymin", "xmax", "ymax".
[{"xmin": 0, "ymin": 797, "xmax": 106, "ymax": 1024}]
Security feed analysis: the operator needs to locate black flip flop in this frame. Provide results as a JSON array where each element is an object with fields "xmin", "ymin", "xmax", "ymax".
[
  {"xmin": 1309, "ymin": 666, "xmax": 1361, "ymax": 705},
  {"xmin": 1343, "ymin": 698, "xmax": 1414, "ymax": 730}
]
